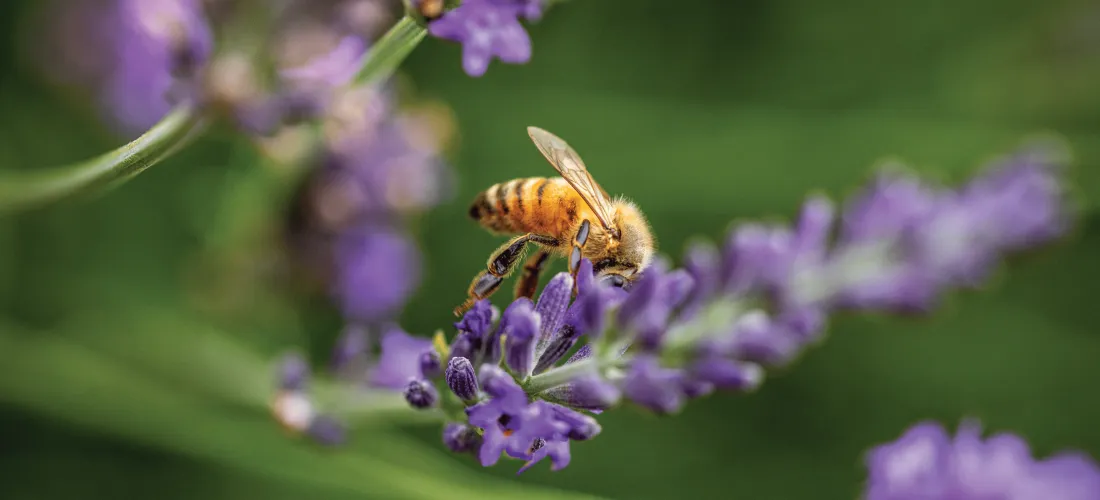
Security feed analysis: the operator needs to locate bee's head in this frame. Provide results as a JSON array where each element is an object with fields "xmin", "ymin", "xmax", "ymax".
[{"xmin": 595, "ymin": 200, "xmax": 655, "ymax": 290}]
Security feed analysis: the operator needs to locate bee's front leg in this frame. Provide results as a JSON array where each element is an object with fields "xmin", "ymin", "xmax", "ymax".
[
  {"xmin": 454, "ymin": 233, "xmax": 557, "ymax": 316},
  {"xmin": 567, "ymin": 219, "xmax": 592, "ymax": 284}
]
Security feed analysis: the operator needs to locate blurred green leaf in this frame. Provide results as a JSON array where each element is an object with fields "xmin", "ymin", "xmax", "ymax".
[{"xmin": 0, "ymin": 324, "xmax": 602, "ymax": 500}]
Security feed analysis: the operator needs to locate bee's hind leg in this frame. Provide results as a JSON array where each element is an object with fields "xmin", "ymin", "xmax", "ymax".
[
  {"xmin": 514, "ymin": 250, "xmax": 552, "ymax": 300},
  {"xmin": 454, "ymin": 233, "xmax": 557, "ymax": 316}
]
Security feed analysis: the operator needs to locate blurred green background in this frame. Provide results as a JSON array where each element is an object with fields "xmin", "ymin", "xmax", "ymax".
[{"xmin": 3, "ymin": 0, "xmax": 1100, "ymax": 498}]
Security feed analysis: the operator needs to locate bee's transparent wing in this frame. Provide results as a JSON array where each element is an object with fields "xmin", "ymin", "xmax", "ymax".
[{"xmin": 526, "ymin": 126, "xmax": 616, "ymax": 231}]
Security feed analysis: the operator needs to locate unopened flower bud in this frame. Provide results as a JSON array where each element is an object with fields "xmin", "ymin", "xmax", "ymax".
[{"xmin": 446, "ymin": 356, "xmax": 479, "ymax": 401}]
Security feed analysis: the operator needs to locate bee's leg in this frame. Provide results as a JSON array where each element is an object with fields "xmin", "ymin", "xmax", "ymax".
[
  {"xmin": 567, "ymin": 219, "xmax": 592, "ymax": 277},
  {"xmin": 454, "ymin": 233, "xmax": 558, "ymax": 316},
  {"xmin": 514, "ymin": 249, "xmax": 551, "ymax": 300}
]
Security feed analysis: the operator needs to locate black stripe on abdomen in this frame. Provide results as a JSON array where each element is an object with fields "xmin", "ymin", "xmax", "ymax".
[
  {"xmin": 468, "ymin": 191, "xmax": 494, "ymax": 220},
  {"xmin": 514, "ymin": 179, "xmax": 528, "ymax": 215},
  {"xmin": 496, "ymin": 183, "xmax": 510, "ymax": 215},
  {"xmin": 536, "ymin": 179, "xmax": 549, "ymax": 206}
]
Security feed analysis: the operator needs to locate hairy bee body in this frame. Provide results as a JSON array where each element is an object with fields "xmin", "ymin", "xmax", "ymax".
[
  {"xmin": 453, "ymin": 126, "xmax": 655, "ymax": 316},
  {"xmin": 467, "ymin": 176, "xmax": 652, "ymax": 273},
  {"xmin": 469, "ymin": 177, "xmax": 589, "ymax": 243}
]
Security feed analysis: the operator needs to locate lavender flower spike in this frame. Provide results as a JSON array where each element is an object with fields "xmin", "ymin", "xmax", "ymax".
[
  {"xmin": 865, "ymin": 420, "xmax": 1100, "ymax": 500},
  {"xmin": 334, "ymin": 226, "xmax": 422, "ymax": 323},
  {"xmin": 428, "ymin": 0, "xmax": 543, "ymax": 77},
  {"xmin": 304, "ymin": 142, "xmax": 1071, "ymax": 475}
]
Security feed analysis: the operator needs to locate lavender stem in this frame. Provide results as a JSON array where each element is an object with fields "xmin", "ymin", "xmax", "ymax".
[
  {"xmin": 0, "ymin": 104, "xmax": 206, "ymax": 214},
  {"xmin": 0, "ymin": 16, "xmax": 428, "ymax": 215},
  {"xmin": 523, "ymin": 356, "xmax": 606, "ymax": 394}
]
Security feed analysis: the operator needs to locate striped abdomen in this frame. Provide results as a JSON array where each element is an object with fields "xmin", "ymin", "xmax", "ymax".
[{"xmin": 468, "ymin": 177, "xmax": 593, "ymax": 243}]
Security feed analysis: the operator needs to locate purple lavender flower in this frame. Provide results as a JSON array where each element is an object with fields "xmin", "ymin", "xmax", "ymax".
[
  {"xmin": 404, "ymin": 379, "xmax": 439, "ymax": 409},
  {"xmin": 369, "ymin": 326, "xmax": 432, "ymax": 390},
  {"xmin": 517, "ymin": 438, "xmax": 569, "ymax": 474},
  {"xmin": 419, "ymin": 349, "xmax": 443, "ymax": 378},
  {"xmin": 446, "ymin": 356, "xmax": 481, "ymax": 401},
  {"xmin": 280, "ymin": 35, "xmax": 367, "ymax": 91},
  {"xmin": 333, "ymin": 225, "xmax": 422, "ymax": 323},
  {"xmin": 621, "ymin": 355, "xmax": 687, "ymax": 414},
  {"xmin": 503, "ymin": 299, "xmax": 540, "ymax": 377},
  {"xmin": 330, "ymin": 325, "xmax": 370, "ymax": 373},
  {"xmin": 428, "ymin": 0, "xmax": 544, "ymax": 77},
  {"xmin": 60, "ymin": 0, "xmax": 211, "ymax": 134},
  {"xmin": 464, "ymin": 366, "xmax": 593, "ymax": 471},
  {"xmin": 320, "ymin": 141, "xmax": 1071, "ymax": 474},
  {"xmin": 270, "ymin": 354, "xmax": 348, "ymax": 446},
  {"xmin": 834, "ymin": 148, "xmax": 1067, "ymax": 312},
  {"xmin": 443, "ymin": 422, "xmax": 483, "ymax": 453},
  {"xmin": 542, "ymin": 374, "xmax": 621, "ymax": 410},
  {"xmin": 277, "ymin": 352, "xmax": 310, "ymax": 391},
  {"xmin": 306, "ymin": 415, "xmax": 349, "ymax": 446},
  {"xmin": 533, "ymin": 273, "xmax": 573, "ymax": 355},
  {"xmin": 865, "ymin": 421, "xmax": 1100, "ymax": 500}
]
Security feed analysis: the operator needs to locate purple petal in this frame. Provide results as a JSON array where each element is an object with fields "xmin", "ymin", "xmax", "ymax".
[
  {"xmin": 503, "ymin": 300, "xmax": 540, "ymax": 377},
  {"xmin": 533, "ymin": 273, "xmax": 574, "ymax": 358},
  {"xmin": 369, "ymin": 327, "xmax": 431, "ymax": 390},
  {"xmin": 622, "ymin": 355, "xmax": 685, "ymax": 414}
]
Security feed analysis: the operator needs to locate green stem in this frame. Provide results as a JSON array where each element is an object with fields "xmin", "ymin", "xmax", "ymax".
[
  {"xmin": 333, "ymin": 394, "xmax": 447, "ymax": 427},
  {"xmin": 0, "ymin": 104, "xmax": 207, "ymax": 214},
  {"xmin": 524, "ymin": 357, "xmax": 602, "ymax": 394},
  {"xmin": 354, "ymin": 16, "xmax": 427, "ymax": 85},
  {"xmin": 0, "ymin": 16, "xmax": 427, "ymax": 216}
]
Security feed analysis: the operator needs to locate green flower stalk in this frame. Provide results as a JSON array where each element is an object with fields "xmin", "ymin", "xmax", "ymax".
[{"xmin": 0, "ymin": 11, "xmax": 427, "ymax": 215}]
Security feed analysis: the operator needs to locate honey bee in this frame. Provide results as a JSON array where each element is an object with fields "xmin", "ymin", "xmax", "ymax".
[{"xmin": 454, "ymin": 127, "xmax": 655, "ymax": 316}]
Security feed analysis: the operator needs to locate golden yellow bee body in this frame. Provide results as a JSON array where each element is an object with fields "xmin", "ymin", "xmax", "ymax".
[
  {"xmin": 471, "ymin": 176, "xmax": 590, "ymax": 241},
  {"xmin": 454, "ymin": 127, "xmax": 655, "ymax": 315}
]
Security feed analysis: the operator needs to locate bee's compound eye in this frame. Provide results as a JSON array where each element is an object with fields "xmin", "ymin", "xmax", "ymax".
[{"xmin": 601, "ymin": 274, "xmax": 627, "ymax": 289}]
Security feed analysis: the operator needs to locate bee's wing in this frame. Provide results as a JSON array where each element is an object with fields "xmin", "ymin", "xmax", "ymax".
[{"xmin": 526, "ymin": 126, "xmax": 616, "ymax": 231}]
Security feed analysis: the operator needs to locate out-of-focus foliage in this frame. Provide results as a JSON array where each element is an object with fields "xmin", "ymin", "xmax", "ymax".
[{"xmin": 2, "ymin": 0, "xmax": 1099, "ymax": 498}]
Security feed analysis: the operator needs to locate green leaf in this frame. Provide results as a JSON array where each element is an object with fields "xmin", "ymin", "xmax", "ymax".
[{"xmin": 0, "ymin": 323, "xmax": 603, "ymax": 500}]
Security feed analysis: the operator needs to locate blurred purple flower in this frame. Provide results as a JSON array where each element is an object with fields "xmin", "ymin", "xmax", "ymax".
[
  {"xmin": 369, "ymin": 326, "xmax": 431, "ymax": 389},
  {"xmin": 108, "ymin": 0, "xmax": 213, "ymax": 133},
  {"xmin": 333, "ymin": 225, "xmax": 422, "ymax": 323},
  {"xmin": 270, "ymin": 355, "xmax": 348, "ymax": 447},
  {"xmin": 428, "ymin": 0, "xmax": 544, "ymax": 77},
  {"xmin": 865, "ymin": 421, "xmax": 1100, "ymax": 500},
  {"xmin": 280, "ymin": 35, "xmax": 368, "ymax": 91},
  {"xmin": 277, "ymin": 352, "xmax": 310, "ymax": 391},
  {"xmin": 443, "ymin": 422, "xmax": 483, "ymax": 453},
  {"xmin": 322, "ymin": 101, "xmax": 453, "ymax": 216}
]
